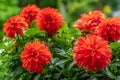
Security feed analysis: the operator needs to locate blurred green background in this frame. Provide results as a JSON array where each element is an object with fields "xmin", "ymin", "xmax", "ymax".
[{"xmin": 0, "ymin": 0, "xmax": 120, "ymax": 39}]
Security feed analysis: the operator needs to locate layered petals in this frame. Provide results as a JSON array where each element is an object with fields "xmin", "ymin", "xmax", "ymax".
[
  {"xmin": 97, "ymin": 17, "xmax": 120, "ymax": 41},
  {"xmin": 21, "ymin": 42, "xmax": 52, "ymax": 73},
  {"xmin": 72, "ymin": 34, "xmax": 112, "ymax": 71},
  {"xmin": 20, "ymin": 4, "xmax": 40, "ymax": 23},
  {"xmin": 3, "ymin": 15, "xmax": 28, "ymax": 38},
  {"xmin": 37, "ymin": 7, "xmax": 64, "ymax": 35},
  {"xmin": 74, "ymin": 11, "xmax": 105, "ymax": 33}
]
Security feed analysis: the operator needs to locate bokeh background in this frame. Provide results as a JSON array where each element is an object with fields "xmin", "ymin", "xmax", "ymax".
[{"xmin": 1, "ymin": 0, "xmax": 120, "ymax": 35}]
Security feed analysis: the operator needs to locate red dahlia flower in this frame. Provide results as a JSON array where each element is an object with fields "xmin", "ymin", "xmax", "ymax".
[
  {"xmin": 3, "ymin": 15, "xmax": 28, "ymax": 38},
  {"xmin": 37, "ymin": 7, "xmax": 64, "ymax": 35},
  {"xmin": 21, "ymin": 42, "xmax": 52, "ymax": 73},
  {"xmin": 74, "ymin": 11, "xmax": 105, "ymax": 33},
  {"xmin": 72, "ymin": 34, "xmax": 112, "ymax": 72},
  {"xmin": 98, "ymin": 17, "xmax": 120, "ymax": 41},
  {"xmin": 20, "ymin": 4, "xmax": 40, "ymax": 23}
]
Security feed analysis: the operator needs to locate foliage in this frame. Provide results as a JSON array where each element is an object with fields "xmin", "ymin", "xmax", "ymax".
[{"xmin": 0, "ymin": 21, "xmax": 120, "ymax": 79}]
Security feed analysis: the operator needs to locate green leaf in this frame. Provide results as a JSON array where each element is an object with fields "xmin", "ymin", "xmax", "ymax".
[
  {"xmin": 105, "ymin": 67, "xmax": 116, "ymax": 79},
  {"xmin": 110, "ymin": 42, "xmax": 120, "ymax": 50},
  {"xmin": 113, "ymin": 62, "xmax": 120, "ymax": 66},
  {"xmin": 53, "ymin": 48, "xmax": 66, "ymax": 56},
  {"xmin": 117, "ymin": 76, "xmax": 120, "ymax": 80},
  {"xmin": 33, "ymin": 74, "xmax": 40, "ymax": 80},
  {"xmin": 57, "ymin": 22, "xmax": 68, "ymax": 34},
  {"xmin": 25, "ymin": 27, "xmax": 46, "ymax": 36},
  {"xmin": 54, "ymin": 73, "xmax": 61, "ymax": 79},
  {"xmin": 55, "ymin": 60, "xmax": 69, "ymax": 68},
  {"xmin": 51, "ymin": 57, "xmax": 60, "ymax": 64},
  {"xmin": 90, "ymin": 76, "xmax": 97, "ymax": 80},
  {"xmin": 80, "ymin": 73, "xmax": 89, "ymax": 78}
]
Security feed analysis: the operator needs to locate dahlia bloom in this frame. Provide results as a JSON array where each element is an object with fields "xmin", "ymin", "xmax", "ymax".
[
  {"xmin": 74, "ymin": 10, "xmax": 105, "ymax": 33},
  {"xmin": 37, "ymin": 7, "xmax": 64, "ymax": 35},
  {"xmin": 21, "ymin": 42, "xmax": 52, "ymax": 73},
  {"xmin": 72, "ymin": 34, "xmax": 112, "ymax": 72},
  {"xmin": 3, "ymin": 15, "xmax": 28, "ymax": 38},
  {"xmin": 20, "ymin": 4, "xmax": 40, "ymax": 23},
  {"xmin": 97, "ymin": 17, "xmax": 120, "ymax": 41}
]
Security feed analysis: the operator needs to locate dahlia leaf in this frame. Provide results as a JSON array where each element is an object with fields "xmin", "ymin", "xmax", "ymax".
[
  {"xmin": 113, "ymin": 62, "xmax": 120, "ymax": 66},
  {"xmin": 57, "ymin": 22, "xmax": 68, "ymax": 34},
  {"xmin": 117, "ymin": 76, "xmax": 120, "ymax": 80},
  {"xmin": 110, "ymin": 42, "xmax": 120, "ymax": 50},
  {"xmin": 53, "ymin": 47, "xmax": 66, "ymax": 55},
  {"xmin": 33, "ymin": 74, "xmax": 40, "ymax": 80},
  {"xmin": 55, "ymin": 60, "xmax": 69, "ymax": 68},
  {"xmin": 54, "ymin": 73, "xmax": 61, "ymax": 79},
  {"xmin": 80, "ymin": 73, "xmax": 89, "ymax": 78},
  {"xmin": 105, "ymin": 67, "xmax": 116, "ymax": 79},
  {"xmin": 90, "ymin": 76, "xmax": 97, "ymax": 80},
  {"xmin": 25, "ymin": 27, "xmax": 46, "ymax": 36},
  {"xmin": 51, "ymin": 57, "xmax": 60, "ymax": 64}
]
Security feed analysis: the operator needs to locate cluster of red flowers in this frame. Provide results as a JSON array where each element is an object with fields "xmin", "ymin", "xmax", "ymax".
[
  {"xmin": 3, "ymin": 4, "xmax": 64, "ymax": 73},
  {"xmin": 21, "ymin": 42, "xmax": 52, "ymax": 73},
  {"xmin": 74, "ymin": 10, "xmax": 120, "ymax": 42},
  {"xmin": 73, "ymin": 10, "xmax": 120, "ymax": 71},
  {"xmin": 3, "ymin": 4, "xmax": 119, "ymax": 73},
  {"xmin": 3, "ymin": 4, "xmax": 64, "ymax": 38}
]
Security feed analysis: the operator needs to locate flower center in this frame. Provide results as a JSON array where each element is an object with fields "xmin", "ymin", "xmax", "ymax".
[
  {"xmin": 31, "ymin": 52, "xmax": 35, "ymax": 57},
  {"xmin": 45, "ymin": 15, "xmax": 52, "ymax": 22},
  {"xmin": 91, "ymin": 46, "xmax": 97, "ymax": 53}
]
